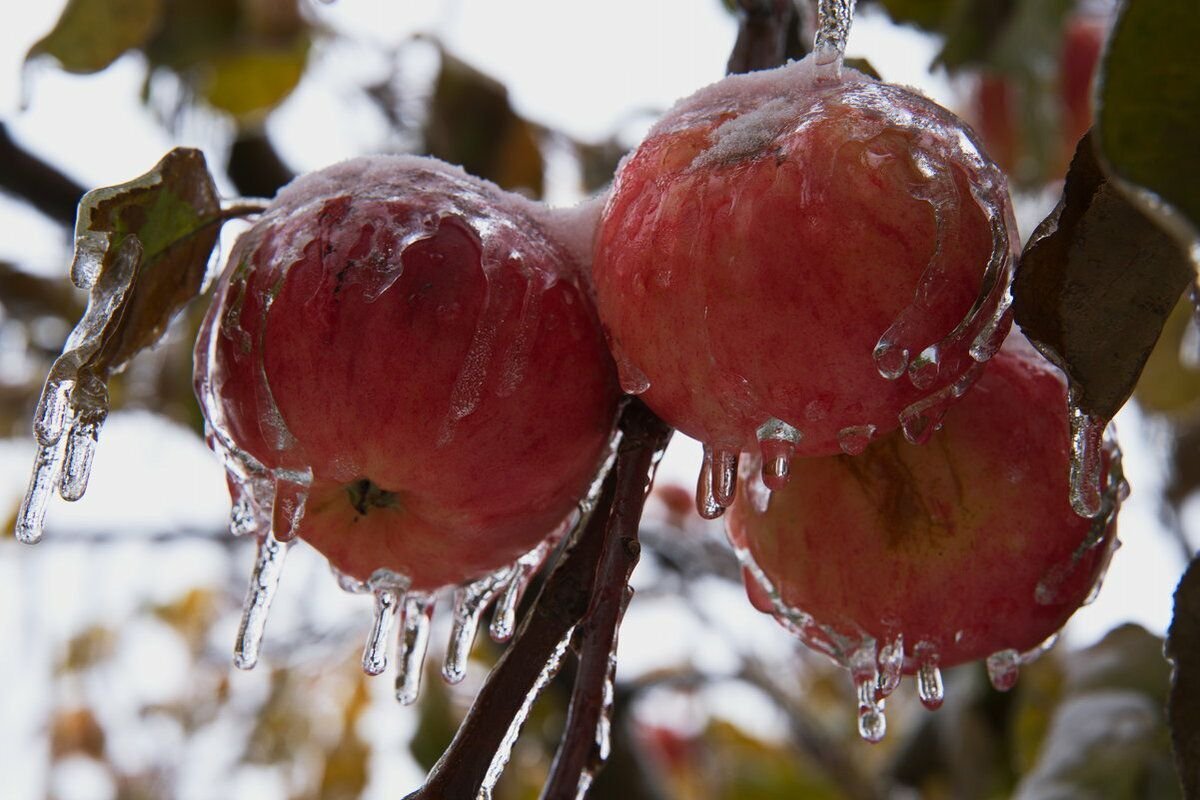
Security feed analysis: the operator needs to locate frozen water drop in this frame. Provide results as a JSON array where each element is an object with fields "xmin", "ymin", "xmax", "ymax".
[
  {"xmin": 852, "ymin": 658, "xmax": 887, "ymax": 744},
  {"xmin": 443, "ymin": 568, "xmax": 511, "ymax": 684},
  {"xmin": 609, "ymin": 336, "xmax": 651, "ymax": 395},
  {"xmin": 876, "ymin": 636, "xmax": 904, "ymax": 698},
  {"xmin": 15, "ymin": 440, "xmax": 66, "ymax": 544},
  {"xmin": 396, "ymin": 592, "xmax": 436, "ymax": 705},
  {"xmin": 710, "ymin": 447, "xmax": 739, "ymax": 507},
  {"xmin": 363, "ymin": 572, "xmax": 408, "ymax": 676},
  {"xmin": 1067, "ymin": 388, "xmax": 1104, "ymax": 518},
  {"xmin": 58, "ymin": 421, "xmax": 99, "ymax": 502},
  {"xmin": 233, "ymin": 532, "xmax": 290, "ymax": 670},
  {"xmin": 33, "ymin": 380, "xmax": 72, "ymax": 447},
  {"xmin": 270, "ymin": 468, "xmax": 312, "ymax": 543},
  {"xmin": 872, "ymin": 337, "xmax": 909, "ymax": 381},
  {"xmin": 986, "ymin": 649, "xmax": 1020, "ymax": 692},
  {"xmin": 908, "ymin": 345, "xmax": 941, "ymax": 390},
  {"xmin": 489, "ymin": 538, "xmax": 555, "ymax": 643},
  {"xmin": 695, "ymin": 445, "xmax": 726, "ymax": 520},
  {"xmin": 69, "ymin": 231, "xmax": 108, "ymax": 290},
  {"xmin": 837, "ymin": 424, "xmax": 876, "ymax": 456},
  {"xmin": 756, "ymin": 419, "xmax": 801, "ymax": 491},
  {"xmin": 857, "ymin": 702, "xmax": 887, "ymax": 743},
  {"xmin": 916, "ymin": 656, "xmax": 944, "ymax": 710}
]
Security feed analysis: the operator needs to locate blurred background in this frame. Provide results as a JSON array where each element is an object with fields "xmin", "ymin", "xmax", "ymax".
[{"xmin": 0, "ymin": 0, "xmax": 1191, "ymax": 797}]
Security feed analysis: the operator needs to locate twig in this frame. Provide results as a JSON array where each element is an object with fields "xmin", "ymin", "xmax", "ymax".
[
  {"xmin": 541, "ymin": 402, "xmax": 671, "ymax": 798},
  {"xmin": 405, "ymin": 401, "xmax": 672, "ymax": 799},
  {"xmin": 0, "ymin": 122, "xmax": 86, "ymax": 226}
]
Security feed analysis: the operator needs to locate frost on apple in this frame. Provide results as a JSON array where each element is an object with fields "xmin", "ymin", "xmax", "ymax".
[
  {"xmin": 194, "ymin": 155, "xmax": 621, "ymax": 699},
  {"xmin": 725, "ymin": 339, "xmax": 1125, "ymax": 742},
  {"xmin": 592, "ymin": 52, "xmax": 1019, "ymax": 519}
]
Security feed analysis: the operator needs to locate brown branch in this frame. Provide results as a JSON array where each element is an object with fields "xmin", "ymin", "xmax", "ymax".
[
  {"xmin": 227, "ymin": 129, "xmax": 294, "ymax": 200},
  {"xmin": 405, "ymin": 401, "xmax": 672, "ymax": 799},
  {"xmin": 726, "ymin": 0, "xmax": 808, "ymax": 75},
  {"xmin": 541, "ymin": 402, "xmax": 671, "ymax": 798},
  {"xmin": 0, "ymin": 122, "xmax": 87, "ymax": 226}
]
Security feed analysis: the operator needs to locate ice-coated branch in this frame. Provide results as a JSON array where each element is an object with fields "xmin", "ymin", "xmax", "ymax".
[
  {"xmin": 404, "ymin": 400, "xmax": 672, "ymax": 800},
  {"xmin": 726, "ymin": 0, "xmax": 807, "ymax": 75},
  {"xmin": 540, "ymin": 402, "xmax": 671, "ymax": 798},
  {"xmin": 814, "ymin": 0, "xmax": 856, "ymax": 64}
]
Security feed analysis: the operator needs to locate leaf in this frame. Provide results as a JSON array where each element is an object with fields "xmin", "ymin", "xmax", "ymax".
[
  {"xmin": 1095, "ymin": 0, "xmax": 1200, "ymax": 249},
  {"xmin": 1134, "ymin": 294, "xmax": 1200, "ymax": 420},
  {"xmin": 50, "ymin": 707, "xmax": 106, "ymax": 760},
  {"xmin": 202, "ymin": 40, "xmax": 310, "ymax": 119},
  {"xmin": 27, "ymin": 0, "xmax": 162, "ymax": 74},
  {"xmin": 1168, "ymin": 556, "xmax": 1200, "ymax": 798},
  {"xmin": 1013, "ymin": 133, "xmax": 1193, "ymax": 421}
]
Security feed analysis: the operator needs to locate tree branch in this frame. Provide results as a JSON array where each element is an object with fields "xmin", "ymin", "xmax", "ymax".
[
  {"xmin": 726, "ymin": 0, "xmax": 808, "ymax": 75},
  {"xmin": 0, "ymin": 123, "xmax": 86, "ymax": 226}
]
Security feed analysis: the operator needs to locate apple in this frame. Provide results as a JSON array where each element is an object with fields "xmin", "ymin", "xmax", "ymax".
[
  {"xmin": 195, "ymin": 155, "xmax": 620, "ymax": 592},
  {"xmin": 593, "ymin": 55, "xmax": 1017, "ymax": 511}
]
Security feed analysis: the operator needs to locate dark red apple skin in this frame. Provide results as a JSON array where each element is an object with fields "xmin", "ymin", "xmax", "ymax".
[
  {"xmin": 197, "ymin": 157, "xmax": 620, "ymax": 591},
  {"xmin": 593, "ymin": 60, "xmax": 1011, "ymax": 457},
  {"xmin": 726, "ymin": 340, "xmax": 1117, "ymax": 670}
]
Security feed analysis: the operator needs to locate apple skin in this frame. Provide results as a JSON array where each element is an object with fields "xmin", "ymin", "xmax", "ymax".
[
  {"xmin": 195, "ymin": 156, "xmax": 620, "ymax": 591},
  {"xmin": 593, "ymin": 56, "xmax": 1015, "ymax": 459},
  {"xmin": 725, "ymin": 338, "xmax": 1119, "ymax": 671}
]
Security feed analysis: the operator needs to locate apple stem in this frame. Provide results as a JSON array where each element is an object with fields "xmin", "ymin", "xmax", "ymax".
[{"xmin": 814, "ymin": 0, "xmax": 856, "ymax": 65}]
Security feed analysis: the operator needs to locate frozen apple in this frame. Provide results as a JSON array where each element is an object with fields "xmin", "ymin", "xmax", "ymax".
[
  {"xmin": 725, "ymin": 337, "xmax": 1123, "ymax": 741},
  {"xmin": 593, "ymin": 55, "xmax": 1017, "ymax": 515}
]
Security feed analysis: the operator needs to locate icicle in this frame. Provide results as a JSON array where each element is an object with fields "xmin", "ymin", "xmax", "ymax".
[
  {"xmin": 396, "ymin": 592, "xmax": 436, "ymax": 705},
  {"xmin": 331, "ymin": 565, "xmax": 370, "ymax": 594},
  {"xmin": 15, "ymin": 438, "xmax": 67, "ymax": 544},
  {"xmin": 490, "ymin": 536, "xmax": 556, "ymax": 643},
  {"xmin": 756, "ymin": 418, "xmax": 802, "ymax": 491},
  {"xmin": 362, "ymin": 570, "xmax": 409, "ymax": 676},
  {"xmin": 850, "ymin": 642, "xmax": 886, "ymax": 743},
  {"xmin": 876, "ymin": 636, "xmax": 904, "ymax": 699},
  {"xmin": 233, "ymin": 532, "xmax": 290, "ymax": 670},
  {"xmin": 915, "ymin": 651, "xmax": 944, "ymax": 710},
  {"xmin": 443, "ymin": 568, "xmax": 511, "ymax": 684},
  {"xmin": 837, "ymin": 424, "xmax": 876, "ymax": 456},
  {"xmin": 907, "ymin": 344, "xmax": 941, "ymax": 390},
  {"xmin": 69, "ymin": 231, "xmax": 108, "ymax": 291},
  {"xmin": 479, "ymin": 628, "xmax": 574, "ymax": 798},
  {"xmin": 899, "ymin": 361, "xmax": 983, "ymax": 445},
  {"xmin": 813, "ymin": 0, "xmax": 856, "ymax": 66},
  {"xmin": 270, "ymin": 468, "xmax": 312, "ymax": 543},
  {"xmin": 695, "ymin": 445, "xmax": 725, "ymax": 520},
  {"xmin": 32, "ymin": 379, "xmax": 72, "ymax": 447},
  {"xmin": 710, "ymin": 447, "xmax": 739, "ymax": 507},
  {"xmin": 986, "ymin": 649, "xmax": 1020, "ymax": 692},
  {"xmin": 1067, "ymin": 386, "xmax": 1104, "ymax": 518},
  {"xmin": 59, "ymin": 420, "xmax": 100, "ymax": 502}
]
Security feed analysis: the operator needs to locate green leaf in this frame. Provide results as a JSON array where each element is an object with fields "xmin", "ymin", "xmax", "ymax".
[
  {"xmin": 1013, "ymin": 133, "xmax": 1193, "ymax": 422},
  {"xmin": 27, "ymin": 0, "xmax": 162, "ymax": 74},
  {"xmin": 1096, "ymin": 0, "xmax": 1200, "ymax": 250},
  {"xmin": 202, "ymin": 40, "xmax": 310, "ymax": 119},
  {"xmin": 1168, "ymin": 557, "xmax": 1200, "ymax": 798}
]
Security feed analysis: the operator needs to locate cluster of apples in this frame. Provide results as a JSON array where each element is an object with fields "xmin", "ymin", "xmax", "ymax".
[{"xmin": 197, "ymin": 52, "xmax": 1120, "ymax": 735}]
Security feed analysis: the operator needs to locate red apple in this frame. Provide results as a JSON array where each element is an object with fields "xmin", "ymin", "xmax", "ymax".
[
  {"xmin": 195, "ymin": 155, "xmax": 620, "ymax": 591},
  {"xmin": 593, "ymin": 56, "xmax": 1016, "ymax": 506},
  {"xmin": 726, "ymin": 337, "xmax": 1121, "ymax": 709}
]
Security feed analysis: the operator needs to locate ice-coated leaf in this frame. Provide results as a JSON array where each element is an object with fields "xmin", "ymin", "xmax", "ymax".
[
  {"xmin": 26, "ymin": 0, "xmax": 162, "ymax": 74},
  {"xmin": 73, "ymin": 147, "xmax": 221, "ymax": 377},
  {"xmin": 1013, "ymin": 133, "xmax": 1193, "ymax": 422},
  {"xmin": 1168, "ymin": 556, "xmax": 1200, "ymax": 799},
  {"xmin": 1095, "ymin": 0, "xmax": 1200, "ymax": 248}
]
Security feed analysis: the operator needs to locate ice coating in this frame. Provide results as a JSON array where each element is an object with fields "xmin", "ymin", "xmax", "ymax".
[
  {"xmin": 593, "ymin": 53, "xmax": 1019, "ymax": 515},
  {"xmin": 725, "ymin": 339, "xmax": 1122, "ymax": 740}
]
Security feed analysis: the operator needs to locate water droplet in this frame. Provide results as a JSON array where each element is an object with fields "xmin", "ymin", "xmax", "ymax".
[
  {"xmin": 986, "ymin": 649, "xmax": 1020, "ymax": 692},
  {"xmin": 916, "ymin": 656, "xmax": 944, "ymax": 710},
  {"xmin": 15, "ymin": 440, "xmax": 66, "ymax": 544},
  {"xmin": 270, "ymin": 468, "xmax": 312, "ymax": 543},
  {"xmin": 395, "ymin": 592, "xmax": 436, "ymax": 705},
  {"xmin": 872, "ymin": 336, "xmax": 909, "ymax": 381},
  {"xmin": 608, "ymin": 336, "xmax": 651, "ymax": 395},
  {"xmin": 876, "ymin": 636, "xmax": 904, "ymax": 698},
  {"xmin": 837, "ymin": 424, "xmax": 877, "ymax": 456},
  {"xmin": 59, "ymin": 421, "xmax": 100, "ymax": 502},
  {"xmin": 756, "ymin": 419, "xmax": 802, "ymax": 490},
  {"xmin": 443, "ymin": 568, "xmax": 511, "ymax": 684},
  {"xmin": 857, "ymin": 700, "xmax": 887, "ymax": 743},
  {"xmin": 233, "ymin": 532, "xmax": 290, "ymax": 670},
  {"xmin": 1067, "ymin": 386, "xmax": 1104, "ymax": 518},
  {"xmin": 710, "ymin": 447, "xmax": 739, "ymax": 507},
  {"xmin": 695, "ymin": 445, "xmax": 726, "ymax": 520},
  {"xmin": 363, "ymin": 570, "xmax": 409, "ymax": 676}
]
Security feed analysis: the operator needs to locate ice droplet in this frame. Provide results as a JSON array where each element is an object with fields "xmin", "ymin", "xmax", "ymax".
[
  {"xmin": 899, "ymin": 361, "xmax": 983, "ymax": 445},
  {"xmin": 490, "ymin": 536, "xmax": 555, "ymax": 643},
  {"xmin": 362, "ymin": 570, "xmax": 409, "ymax": 676},
  {"xmin": 233, "ymin": 532, "xmax": 290, "ymax": 670},
  {"xmin": 1067, "ymin": 386, "xmax": 1104, "ymax": 518},
  {"xmin": 756, "ymin": 418, "xmax": 802, "ymax": 490},
  {"xmin": 443, "ymin": 568, "xmax": 512, "ymax": 684},
  {"xmin": 609, "ymin": 336, "xmax": 651, "ymax": 395},
  {"xmin": 876, "ymin": 636, "xmax": 904, "ymax": 698},
  {"xmin": 710, "ymin": 447, "xmax": 739, "ymax": 507},
  {"xmin": 872, "ymin": 336, "xmax": 909, "ymax": 381},
  {"xmin": 396, "ymin": 592, "xmax": 436, "ymax": 705},
  {"xmin": 33, "ymin": 379, "xmax": 72, "ymax": 446},
  {"xmin": 813, "ymin": 0, "xmax": 856, "ymax": 65},
  {"xmin": 270, "ymin": 468, "xmax": 312, "ymax": 543},
  {"xmin": 479, "ymin": 628, "xmax": 574, "ymax": 798},
  {"xmin": 915, "ymin": 653, "xmax": 944, "ymax": 710},
  {"xmin": 986, "ymin": 649, "xmax": 1020, "ymax": 692},
  {"xmin": 850, "ymin": 642, "xmax": 887, "ymax": 742},
  {"xmin": 59, "ymin": 420, "xmax": 100, "ymax": 502},
  {"xmin": 15, "ymin": 439, "xmax": 66, "ymax": 544},
  {"xmin": 837, "ymin": 424, "xmax": 877, "ymax": 456},
  {"xmin": 695, "ymin": 445, "xmax": 726, "ymax": 520}
]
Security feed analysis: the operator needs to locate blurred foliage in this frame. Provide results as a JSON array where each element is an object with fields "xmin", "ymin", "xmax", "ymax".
[{"xmin": 1135, "ymin": 295, "xmax": 1200, "ymax": 422}]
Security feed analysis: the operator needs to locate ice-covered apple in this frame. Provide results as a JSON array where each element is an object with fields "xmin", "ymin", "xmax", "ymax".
[
  {"xmin": 593, "ymin": 55, "xmax": 1017, "ymax": 514},
  {"xmin": 195, "ymin": 156, "xmax": 620, "ymax": 593},
  {"xmin": 725, "ymin": 337, "xmax": 1123, "ymax": 740}
]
